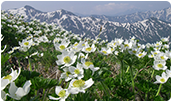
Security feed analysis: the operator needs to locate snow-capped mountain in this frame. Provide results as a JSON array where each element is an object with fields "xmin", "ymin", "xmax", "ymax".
[
  {"xmin": 5, "ymin": 5, "xmax": 171, "ymax": 44},
  {"xmin": 91, "ymin": 7, "xmax": 171, "ymax": 23}
]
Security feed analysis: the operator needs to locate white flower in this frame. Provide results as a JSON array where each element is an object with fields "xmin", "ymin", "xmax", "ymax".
[
  {"xmin": 161, "ymin": 37, "xmax": 169, "ymax": 42},
  {"xmin": 26, "ymin": 34, "xmax": 33, "ymax": 40},
  {"xmin": 109, "ymin": 38, "xmax": 123, "ymax": 47},
  {"xmin": 53, "ymin": 37, "xmax": 61, "ymax": 44},
  {"xmin": 166, "ymin": 68, "xmax": 171, "ymax": 78},
  {"xmin": 56, "ymin": 50, "xmax": 77, "ymax": 67},
  {"xmin": 148, "ymin": 51, "xmax": 157, "ymax": 58},
  {"xmin": 81, "ymin": 59, "xmax": 94, "ymax": 69},
  {"xmin": 1, "ymin": 68, "xmax": 21, "ymax": 90},
  {"xmin": 162, "ymin": 44, "xmax": 169, "ymax": 49},
  {"xmin": 81, "ymin": 55, "xmax": 99, "ymax": 75},
  {"xmin": 60, "ymin": 67, "xmax": 73, "ymax": 82},
  {"xmin": 135, "ymin": 51, "xmax": 147, "ymax": 58},
  {"xmin": 82, "ymin": 43, "xmax": 96, "ymax": 53},
  {"xmin": 8, "ymin": 80, "xmax": 31, "ymax": 100},
  {"xmin": 12, "ymin": 46, "xmax": 20, "ymax": 51},
  {"xmin": 99, "ymin": 47, "xmax": 112, "ymax": 55},
  {"xmin": 121, "ymin": 40, "xmax": 132, "ymax": 50},
  {"xmin": 165, "ymin": 50, "xmax": 171, "ymax": 59},
  {"xmin": 90, "ymin": 65, "xmax": 100, "ymax": 75},
  {"xmin": 29, "ymin": 51, "xmax": 38, "ymax": 57},
  {"xmin": 49, "ymin": 86, "xmax": 70, "ymax": 101},
  {"xmin": 71, "ymin": 41, "xmax": 84, "ymax": 53},
  {"xmin": 1, "ymin": 90, "xmax": 8, "ymax": 100},
  {"xmin": 68, "ymin": 78, "xmax": 94, "ymax": 94},
  {"xmin": 0, "ymin": 34, "xmax": 4, "ymax": 42},
  {"xmin": 154, "ymin": 52, "xmax": 168, "ymax": 61},
  {"xmin": 1, "ymin": 45, "xmax": 7, "ymax": 53},
  {"xmin": 154, "ymin": 72, "xmax": 168, "ymax": 84},
  {"xmin": 78, "ymin": 52, "xmax": 88, "ymax": 59},
  {"xmin": 39, "ymin": 35, "xmax": 49, "ymax": 43},
  {"xmin": 69, "ymin": 63, "xmax": 84, "ymax": 79},
  {"xmin": 54, "ymin": 39, "xmax": 70, "ymax": 52},
  {"xmin": 37, "ymin": 53, "xmax": 44, "ymax": 57},
  {"xmin": 154, "ymin": 41, "xmax": 162, "ymax": 47},
  {"xmin": 153, "ymin": 60, "xmax": 167, "ymax": 70},
  {"xmin": 19, "ymin": 39, "xmax": 34, "ymax": 52}
]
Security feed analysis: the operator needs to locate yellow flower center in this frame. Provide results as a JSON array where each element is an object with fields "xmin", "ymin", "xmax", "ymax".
[
  {"xmin": 154, "ymin": 52, "xmax": 158, "ymax": 55},
  {"xmin": 157, "ymin": 64, "xmax": 163, "ymax": 68},
  {"xmin": 54, "ymin": 40, "xmax": 58, "ymax": 43},
  {"xmin": 73, "ymin": 79, "xmax": 85, "ymax": 87},
  {"xmin": 81, "ymin": 56, "xmax": 85, "ymax": 58},
  {"xmin": 102, "ymin": 51, "xmax": 107, "ymax": 54},
  {"xmin": 66, "ymin": 71, "xmax": 71, "ymax": 77},
  {"xmin": 58, "ymin": 90, "xmax": 66, "ymax": 98},
  {"xmin": 132, "ymin": 51, "xmax": 137, "ymax": 54},
  {"xmin": 74, "ymin": 69, "xmax": 80, "ymax": 74},
  {"xmin": 59, "ymin": 45, "xmax": 65, "ymax": 50},
  {"xmin": 63, "ymin": 56, "xmax": 71, "ymax": 63},
  {"xmin": 13, "ymin": 47, "xmax": 18, "ymax": 50},
  {"xmin": 138, "ymin": 53, "xmax": 143, "ymax": 57},
  {"xmin": 3, "ymin": 75, "xmax": 12, "ymax": 81},
  {"xmin": 82, "ymin": 44, "xmax": 85, "ymax": 46},
  {"xmin": 85, "ymin": 61, "xmax": 93, "ymax": 67},
  {"xmin": 160, "ymin": 78, "xmax": 165, "ymax": 83},
  {"xmin": 113, "ymin": 42, "xmax": 116, "ymax": 45},
  {"xmin": 124, "ymin": 44, "xmax": 129, "ymax": 47},
  {"xmin": 24, "ymin": 42, "xmax": 29, "ymax": 46},
  {"xmin": 86, "ymin": 47, "xmax": 92, "ymax": 52},
  {"xmin": 74, "ymin": 43, "xmax": 78, "ymax": 46},
  {"xmin": 160, "ymin": 56, "xmax": 164, "ymax": 60}
]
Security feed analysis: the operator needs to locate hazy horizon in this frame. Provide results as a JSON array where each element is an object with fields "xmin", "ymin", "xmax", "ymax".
[{"xmin": 0, "ymin": 0, "xmax": 172, "ymax": 16}]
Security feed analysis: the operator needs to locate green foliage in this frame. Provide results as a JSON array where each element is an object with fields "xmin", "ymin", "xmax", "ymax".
[
  {"xmin": 1, "ymin": 11, "xmax": 171, "ymax": 101},
  {"xmin": 31, "ymin": 77, "xmax": 58, "ymax": 90},
  {"xmin": 1, "ymin": 53, "xmax": 10, "ymax": 67}
]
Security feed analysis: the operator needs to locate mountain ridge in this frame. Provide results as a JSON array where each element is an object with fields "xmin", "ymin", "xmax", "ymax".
[
  {"xmin": 90, "ymin": 7, "xmax": 171, "ymax": 23},
  {"xmin": 5, "ymin": 5, "xmax": 171, "ymax": 44}
]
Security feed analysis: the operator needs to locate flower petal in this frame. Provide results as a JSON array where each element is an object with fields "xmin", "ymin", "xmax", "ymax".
[
  {"xmin": 15, "ymin": 87, "xmax": 26, "ymax": 97},
  {"xmin": 49, "ymin": 95, "xmax": 61, "ymax": 100},
  {"xmin": 1, "ymin": 79, "xmax": 10, "ymax": 90},
  {"xmin": 23, "ymin": 80, "xmax": 31, "ymax": 94},
  {"xmin": 1, "ymin": 90, "xmax": 8, "ymax": 100},
  {"xmin": 68, "ymin": 87, "xmax": 79, "ymax": 94},
  {"xmin": 83, "ymin": 78, "xmax": 94, "ymax": 89}
]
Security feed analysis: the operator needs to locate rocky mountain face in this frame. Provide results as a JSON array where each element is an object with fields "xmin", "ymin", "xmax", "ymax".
[
  {"xmin": 5, "ymin": 5, "xmax": 171, "ymax": 44},
  {"xmin": 90, "ymin": 7, "xmax": 171, "ymax": 23}
]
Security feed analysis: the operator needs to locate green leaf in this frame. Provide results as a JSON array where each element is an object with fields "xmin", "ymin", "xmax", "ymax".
[{"xmin": 32, "ymin": 77, "xmax": 58, "ymax": 89}]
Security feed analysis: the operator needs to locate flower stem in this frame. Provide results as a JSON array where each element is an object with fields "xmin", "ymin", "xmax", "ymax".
[
  {"xmin": 156, "ymin": 84, "xmax": 162, "ymax": 96},
  {"xmin": 28, "ymin": 58, "xmax": 32, "ymax": 71},
  {"xmin": 151, "ymin": 70, "xmax": 155, "ymax": 79},
  {"xmin": 126, "ymin": 66, "xmax": 130, "ymax": 73},
  {"xmin": 129, "ymin": 66, "xmax": 135, "ymax": 102},
  {"xmin": 100, "ymin": 81, "xmax": 110, "ymax": 97},
  {"xmin": 120, "ymin": 60, "xmax": 124, "ymax": 83}
]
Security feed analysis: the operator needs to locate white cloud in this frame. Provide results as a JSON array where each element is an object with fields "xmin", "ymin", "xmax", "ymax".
[{"xmin": 94, "ymin": 3, "xmax": 132, "ymax": 14}]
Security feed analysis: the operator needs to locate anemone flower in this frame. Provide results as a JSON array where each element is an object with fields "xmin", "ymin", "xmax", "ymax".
[
  {"xmin": 8, "ymin": 80, "xmax": 31, "ymax": 100},
  {"xmin": 1, "ymin": 68, "xmax": 21, "ymax": 90}
]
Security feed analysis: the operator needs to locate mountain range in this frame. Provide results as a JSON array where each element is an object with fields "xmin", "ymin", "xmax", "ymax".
[
  {"xmin": 5, "ymin": 5, "xmax": 171, "ymax": 44},
  {"xmin": 90, "ymin": 7, "xmax": 171, "ymax": 23}
]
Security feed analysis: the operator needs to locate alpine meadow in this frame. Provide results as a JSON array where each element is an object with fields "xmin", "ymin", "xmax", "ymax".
[{"xmin": 1, "ymin": 5, "xmax": 171, "ymax": 101}]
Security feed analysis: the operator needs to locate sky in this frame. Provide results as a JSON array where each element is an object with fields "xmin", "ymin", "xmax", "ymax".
[{"xmin": 1, "ymin": 1, "xmax": 171, "ymax": 16}]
